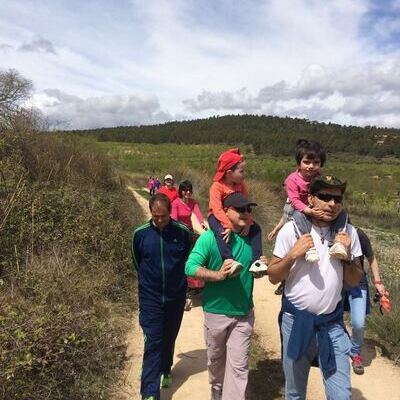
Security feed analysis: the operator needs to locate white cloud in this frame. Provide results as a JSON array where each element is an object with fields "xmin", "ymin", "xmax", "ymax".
[{"xmin": 27, "ymin": 90, "xmax": 172, "ymax": 129}]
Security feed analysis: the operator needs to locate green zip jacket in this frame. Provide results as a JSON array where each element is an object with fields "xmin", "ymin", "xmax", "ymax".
[{"xmin": 185, "ymin": 230, "xmax": 254, "ymax": 316}]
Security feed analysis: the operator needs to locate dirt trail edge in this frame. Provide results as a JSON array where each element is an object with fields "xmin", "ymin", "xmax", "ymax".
[{"xmin": 119, "ymin": 187, "xmax": 400, "ymax": 400}]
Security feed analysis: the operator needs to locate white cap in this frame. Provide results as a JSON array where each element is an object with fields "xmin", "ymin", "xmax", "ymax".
[{"xmin": 164, "ymin": 174, "xmax": 173, "ymax": 181}]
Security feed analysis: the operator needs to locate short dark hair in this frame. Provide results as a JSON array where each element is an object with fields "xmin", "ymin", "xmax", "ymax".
[
  {"xmin": 178, "ymin": 180, "xmax": 193, "ymax": 198},
  {"xmin": 295, "ymin": 139, "xmax": 326, "ymax": 167},
  {"xmin": 149, "ymin": 193, "xmax": 171, "ymax": 212}
]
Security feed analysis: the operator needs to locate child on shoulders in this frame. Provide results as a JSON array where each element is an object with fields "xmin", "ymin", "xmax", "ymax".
[{"xmin": 208, "ymin": 148, "xmax": 266, "ymax": 276}]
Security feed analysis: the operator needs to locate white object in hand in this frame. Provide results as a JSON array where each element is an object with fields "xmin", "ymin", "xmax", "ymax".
[
  {"xmin": 229, "ymin": 261, "xmax": 242, "ymax": 278},
  {"xmin": 329, "ymin": 242, "xmax": 348, "ymax": 260},
  {"xmin": 305, "ymin": 247, "xmax": 320, "ymax": 263}
]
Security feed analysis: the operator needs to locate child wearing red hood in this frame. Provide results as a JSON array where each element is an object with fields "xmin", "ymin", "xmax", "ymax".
[{"xmin": 208, "ymin": 148, "xmax": 264, "ymax": 275}]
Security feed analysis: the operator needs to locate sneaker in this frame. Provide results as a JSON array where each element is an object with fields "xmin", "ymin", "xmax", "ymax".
[
  {"xmin": 249, "ymin": 259, "xmax": 268, "ymax": 278},
  {"xmin": 351, "ymin": 355, "xmax": 364, "ymax": 375},
  {"xmin": 229, "ymin": 261, "xmax": 242, "ymax": 278},
  {"xmin": 211, "ymin": 387, "xmax": 223, "ymax": 400},
  {"xmin": 305, "ymin": 247, "xmax": 320, "ymax": 263},
  {"xmin": 184, "ymin": 298, "xmax": 192, "ymax": 311},
  {"xmin": 329, "ymin": 242, "xmax": 348, "ymax": 260},
  {"xmin": 160, "ymin": 373, "xmax": 172, "ymax": 388}
]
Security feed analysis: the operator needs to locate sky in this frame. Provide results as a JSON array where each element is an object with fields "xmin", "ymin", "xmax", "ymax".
[{"xmin": 1, "ymin": 0, "xmax": 400, "ymax": 129}]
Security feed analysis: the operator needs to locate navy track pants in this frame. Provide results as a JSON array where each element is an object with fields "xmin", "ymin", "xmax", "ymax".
[{"xmin": 139, "ymin": 297, "xmax": 185, "ymax": 399}]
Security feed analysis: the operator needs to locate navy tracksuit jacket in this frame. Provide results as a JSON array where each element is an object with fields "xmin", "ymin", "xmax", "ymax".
[{"xmin": 132, "ymin": 218, "xmax": 192, "ymax": 399}]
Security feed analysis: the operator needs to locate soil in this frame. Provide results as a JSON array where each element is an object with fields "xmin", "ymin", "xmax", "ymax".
[{"xmin": 117, "ymin": 188, "xmax": 400, "ymax": 399}]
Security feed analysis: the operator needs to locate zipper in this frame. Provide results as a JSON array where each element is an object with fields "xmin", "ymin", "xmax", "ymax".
[{"xmin": 160, "ymin": 230, "xmax": 165, "ymax": 305}]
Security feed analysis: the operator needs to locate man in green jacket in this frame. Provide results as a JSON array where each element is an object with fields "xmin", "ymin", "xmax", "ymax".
[{"xmin": 185, "ymin": 192, "xmax": 267, "ymax": 400}]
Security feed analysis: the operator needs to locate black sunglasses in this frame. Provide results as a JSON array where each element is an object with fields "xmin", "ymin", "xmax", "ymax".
[
  {"xmin": 315, "ymin": 193, "xmax": 343, "ymax": 204},
  {"xmin": 233, "ymin": 205, "xmax": 253, "ymax": 213}
]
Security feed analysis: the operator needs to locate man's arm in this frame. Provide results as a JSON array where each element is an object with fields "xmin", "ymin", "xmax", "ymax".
[
  {"xmin": 268, "ymin": 234, "xmax": 315, "ymax": 284},
  {"xmin": 194, "ymin": 260, "xmax": 232, "ymax": 282},
  {"xmin": 131, "ymin": 231, "xmax": 142, "ymax": 271}
]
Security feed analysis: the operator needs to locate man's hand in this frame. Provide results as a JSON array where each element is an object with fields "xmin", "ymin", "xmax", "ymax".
[
  {"xmin": 222, "ymin": 228, "xmax": 232, "ymax": 243},
  {"xmin": 216, "ymin": 259, "xmax": 233, "ymax": 281},
  {"xmin": 288, "ymin": 234, "xmax": 315, "ymax": 260},
  {"xmin": 334, "ymin": 231, "xmax": 351, "ymax": 259}
]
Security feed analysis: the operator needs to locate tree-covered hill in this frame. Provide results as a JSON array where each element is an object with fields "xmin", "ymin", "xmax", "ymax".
[{"xmin": 64, "ymin": 114, "xmax": 400, "ymax": 158}]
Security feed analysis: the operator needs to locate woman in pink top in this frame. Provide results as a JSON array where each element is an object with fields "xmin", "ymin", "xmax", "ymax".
[
  {"xmin": 171, "ymin": 180, "xmax": 207, "ymax": 231},
  {"xmin": 172, "ymin": 180, "xmax": 207, "ymax": 310}
]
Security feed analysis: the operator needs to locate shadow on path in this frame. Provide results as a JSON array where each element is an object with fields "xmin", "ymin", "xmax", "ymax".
[
  {"xmin": 246, "ymin": 356, "xmax": 285, "ymax": 400},
  {"xmin": 161, "ymin": 349, "xmax": 207, "ymax": 400}
]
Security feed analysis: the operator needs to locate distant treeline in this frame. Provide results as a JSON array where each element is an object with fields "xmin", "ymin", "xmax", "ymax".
[{"xmin": 64, "ymin": 115, "xmax": 400, "ymax": 158}]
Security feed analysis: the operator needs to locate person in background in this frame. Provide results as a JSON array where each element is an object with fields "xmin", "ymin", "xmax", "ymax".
[
  {"xmin": 153, "ymin": 176, "xmax": 161, "ymax": 193},
  {"xmin": 147, "ymin": 176, "xmax": 154, "ymax": 195},
  {"xmin": 171, "ymin": 180, "xmax": 207, "ymax": 231},
  {"xmin": 131, "ymin": 193, "xmax": 192, "ymax": 400},
  {"xmin": 343, "ymin": 227, "xmax": 386, "ymax": 375},
  {"xmin": 158, "ymin": 174, "xmax": 178, "ymax": 203},
  {"xmin": 208, "ymin": 148, "xmax": 265, "ymax": 277},
  {"xmin": 171, "ymin": 180, "xmax": 207, "ymax": 310},
  {"xmin": 186, "ymin": 192, "xmax": 268, "ymax": 400},
  {"xmin": 268, "ymin": 175, "xmax": 363, "ymax": 400}
]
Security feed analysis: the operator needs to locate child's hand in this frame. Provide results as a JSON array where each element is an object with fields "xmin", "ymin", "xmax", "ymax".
[
  {"xmin": 267, "ymin": 229, "xmax": 277, "ymax": 241},
  {"xmin": 240, "ymin": 225, "xmax": 250, "ymax": 236},
  {"xmin": 222, "ymin": 228, "xmax": 231, "ymax": 243},
  {"xmin": 310, "ymin": 207, "xmax": 325, "ymax": 218}
]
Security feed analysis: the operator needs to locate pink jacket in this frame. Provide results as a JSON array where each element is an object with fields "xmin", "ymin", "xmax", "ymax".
[
  {"xmin": 285, "ymin": 170, "xmax": 320, "ymax": 212},
  {"xmin": 171, "ymin": 198, "xmax": 204, "ymax": 230}
]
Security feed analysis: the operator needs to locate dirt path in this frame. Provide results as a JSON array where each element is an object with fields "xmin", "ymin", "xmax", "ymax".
[{"xmin": 120, "ymin": 188, "xmax": 400, "ymax": 400}]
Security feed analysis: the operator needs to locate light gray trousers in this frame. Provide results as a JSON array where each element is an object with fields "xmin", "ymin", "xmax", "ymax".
[{"xmin": 204, "ymin": 309, "xmax": 255, "ymax": 400}]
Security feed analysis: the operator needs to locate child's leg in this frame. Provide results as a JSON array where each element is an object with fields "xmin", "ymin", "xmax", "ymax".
[
  {"xmin": 291, "ymin": 210, "xmax": 312, "ymax": 235},
  {"xmin": 208, "ymin": 214, "xmax": 233, "ymax": 260},
  {"xmin": 249, "ymin": 222, "xmax": 262, "ymax": 262}
]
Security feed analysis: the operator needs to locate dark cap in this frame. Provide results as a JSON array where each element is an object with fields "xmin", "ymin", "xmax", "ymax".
[
  {"xmin": 223, "ymin": 192, "xmax": 258, "ymax": 208},
  {"xmin": 309, "ymin": 175, "xmax": 347, "ymax": 194}
]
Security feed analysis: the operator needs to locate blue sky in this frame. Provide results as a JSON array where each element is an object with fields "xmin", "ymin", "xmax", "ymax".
[{"xmin": 1, "ymin": 0, "xmax": 400, "ymax": 129}]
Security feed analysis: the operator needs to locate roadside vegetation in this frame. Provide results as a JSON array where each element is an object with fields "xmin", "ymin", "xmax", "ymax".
[{"xmin": 0, "ymin": 131, "xmax": 141, "ymax": 399}]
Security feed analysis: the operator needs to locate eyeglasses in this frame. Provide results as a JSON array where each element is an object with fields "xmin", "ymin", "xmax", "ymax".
[
  {"xmin": 182, "ymin": 189, "xmax": 192, "ymax": 193},
  {"xmin": 315, "ymin": 193, "xmax": 343, "ymax": 204},
  {"xmin": 232, "ymin": 206, "xmax": 253, "ymax": 213}
]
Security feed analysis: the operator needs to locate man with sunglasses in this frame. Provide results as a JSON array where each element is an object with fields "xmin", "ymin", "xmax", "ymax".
[
  {"xmin": 268, "ymin": 175, "xmax": 363, "ymax": 400},
  {"xmin": 185, "ymin": 192, "xmax": 267, "ymax": 400}
]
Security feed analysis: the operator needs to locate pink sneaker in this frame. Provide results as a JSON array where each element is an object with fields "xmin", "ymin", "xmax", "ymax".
[{"xmin": 351, "ymin": 354, "xmax": 364, "ymax": 375}]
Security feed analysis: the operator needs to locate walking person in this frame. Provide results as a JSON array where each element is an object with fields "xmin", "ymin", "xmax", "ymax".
[
  {"xmin": 186, "ymin": 192, "xmax": 268, "ymax": 400},
  {"xmin": 343, "ymin": 227, "xmax": 387, "ymax": 375},
  {"xmin": 172, "ymin": 180, "xmax": 208, "ymax": 310},
  {"xmin": 158, "ymin": 174, "xmax": 178, "ymax": 203},
  {"xmin": 131, "ymin": 193, "xmax": 192, "ymax": 400},
  {"xmin": 268, "ymin": 175, "xmax": 363, "ymax": 400}
]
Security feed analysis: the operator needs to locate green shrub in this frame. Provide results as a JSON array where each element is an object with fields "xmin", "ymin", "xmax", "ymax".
[{"xmin": 0, "ymin": 132, "xmax": 141, "ymax": 399}]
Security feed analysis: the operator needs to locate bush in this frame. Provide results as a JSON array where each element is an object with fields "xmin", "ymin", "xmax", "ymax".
[{"xmin": 0, "ymin": 132, "xmax": 141, "ymax": 399}]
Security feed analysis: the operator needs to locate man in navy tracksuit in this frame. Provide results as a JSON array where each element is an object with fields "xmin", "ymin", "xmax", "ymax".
[{"xmin": 132, "ymin": 193, "xmax": 192, "ymax": 400}]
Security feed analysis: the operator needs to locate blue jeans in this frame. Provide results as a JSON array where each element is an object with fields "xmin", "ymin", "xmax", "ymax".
[
  {"xmin": 281, "ymin": 312, "xmax": 352, "ymax": 400},
  {"xmin": 348, "ymin": 288, "xmax": 367, "ymax": 357}
]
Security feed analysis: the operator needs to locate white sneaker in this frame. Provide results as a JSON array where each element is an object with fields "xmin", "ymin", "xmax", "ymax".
[
  {"xmin": 229, "ymin": 261, "xmax": 242, "ymax": 278},
  {"xmin": 329, "ymin": 242, "xmax": 348, "ymax": 260},
  {"xmin": 249, "ymin": 260, "xmax": 268, "ymax": 278},
  {"xmin": 305, "ymin": 247, "xmax": 320, "ymax": 263}
]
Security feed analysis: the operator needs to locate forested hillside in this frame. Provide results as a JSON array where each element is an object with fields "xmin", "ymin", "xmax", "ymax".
[{"xmin": 66, "ymin": 115, "xmax": 400, "ymax": 158}]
